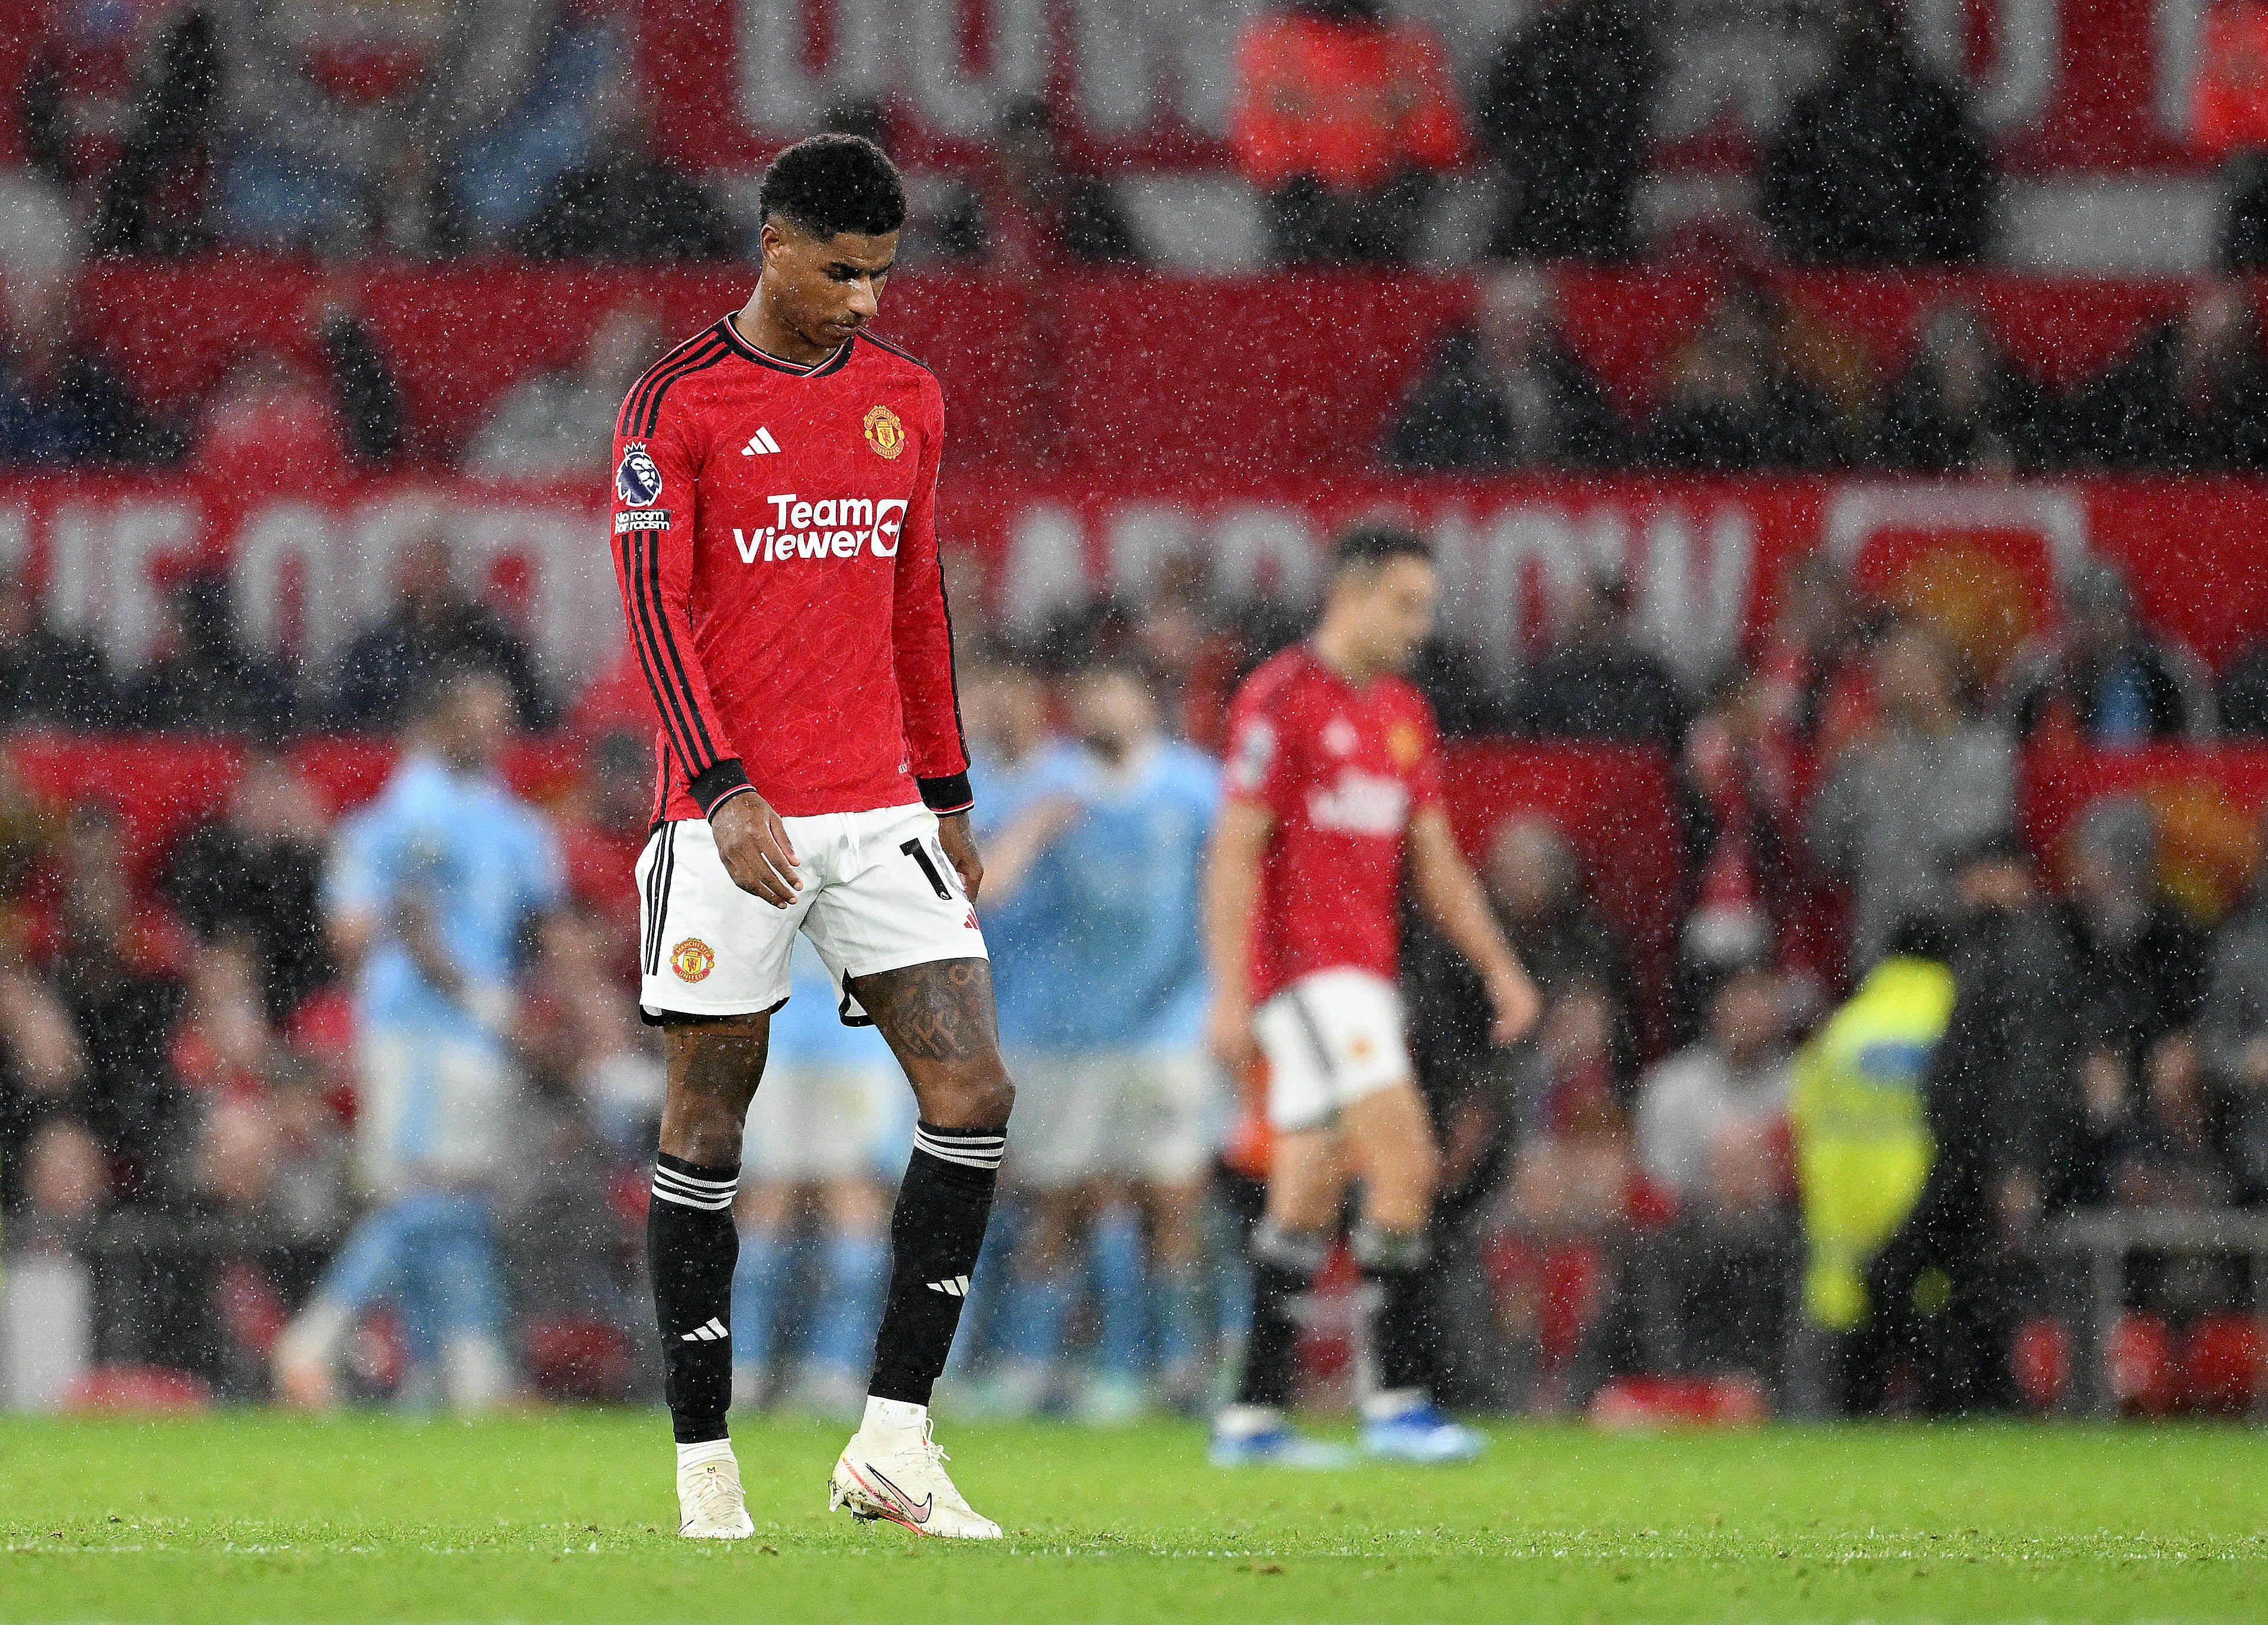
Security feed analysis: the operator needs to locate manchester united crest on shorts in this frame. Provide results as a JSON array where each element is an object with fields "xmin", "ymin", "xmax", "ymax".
[
  {"xmin": 863, "ymin": 403, "xmax": 906, "ymax": 460},
  {"xmin": 671, "ymin": 938, "xmax": 716, "ymax": 983}
]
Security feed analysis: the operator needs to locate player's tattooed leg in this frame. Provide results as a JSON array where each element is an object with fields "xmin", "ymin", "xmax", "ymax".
[
  {"xmin": 848, "ymin": 957, "xmax": 1014, "ymax": 1129},
  {"xmin": 849, "ymin": 958, "xmax": 1014, "ymax": 1404}
]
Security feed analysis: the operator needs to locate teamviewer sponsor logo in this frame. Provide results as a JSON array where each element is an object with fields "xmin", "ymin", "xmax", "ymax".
[
  {"xmin": 1307, "ymin": 770, "xmax": 1410, "ymax": 835},
  {"xmin": 732, "ymin": 494, "xmax": 909, "ymax": 563}
]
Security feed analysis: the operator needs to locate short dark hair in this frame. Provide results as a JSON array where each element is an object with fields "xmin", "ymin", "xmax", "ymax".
[
  {"xmin": 1333, "ymin": 525, "xmax": 1433, "ymax": 573},
  {"xmin": 759, "ymin": 134, "xmax": 906, "ymax": 239},
  {"xmin": 1881, "ymin": 913, "xmax": 1955, "ymax": 965}
]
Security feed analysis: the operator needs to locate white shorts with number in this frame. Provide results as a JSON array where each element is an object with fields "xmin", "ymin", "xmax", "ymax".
[
  {"xmin": 742, "ymin": 1061, "xmax": 910, "ymax": 1183},
  {"xmin": 637, "ymin": 803, "xmax": 988, "ymax": 1023},
  {"xmin": 1009, "ymin": 1048, "xmax": 1222, "ymax": 1190},
  {"xmin": 1253, "ymin": 967, "xmax": 1415, "ymax": 1132}
]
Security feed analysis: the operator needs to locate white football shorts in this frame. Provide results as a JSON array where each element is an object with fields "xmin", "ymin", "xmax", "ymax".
[
  {"xmin": 1007, "ymin": 1048, "xmax": 1223, "ymax": 1190},
  {"xmin": 1252, "ymin": 966, "xmax": 1416, "ymax": 1132},
  {"xmin": 636, "ymin": 802, "xmax": 988, "ymax": 1023}
]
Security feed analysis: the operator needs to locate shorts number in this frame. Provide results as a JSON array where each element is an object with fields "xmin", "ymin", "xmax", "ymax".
[{"xmin": 900, "ymin": 838, "xmax": 952, "ymax": 900}]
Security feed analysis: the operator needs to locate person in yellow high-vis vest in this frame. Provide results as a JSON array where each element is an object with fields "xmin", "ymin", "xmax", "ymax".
[{"xmin": 1788, "ymin": 919, "xmax": 1956, "ymax": 1408}]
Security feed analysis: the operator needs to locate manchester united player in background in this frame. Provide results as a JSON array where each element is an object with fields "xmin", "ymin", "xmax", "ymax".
[
  {"xmin": 612, "ymin": 135, "xmax": 1011, "ymax": 1540},
  {"xmin": 1206, "ymin": 526, "xmax": 1542, "ymax": 1466}
]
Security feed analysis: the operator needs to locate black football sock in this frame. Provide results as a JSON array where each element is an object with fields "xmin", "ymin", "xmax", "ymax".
[
  {"xmin": 867, "ymin": 1122, "xmax": 1006, "ymax": 1406},
  {"xmin": 648, "ymin": 1152, "xmax": 741, "ymax": 1445},
  {"xmin": 1355, "ymin": 1222, "xmax": 1440, "ymax": 1402},
  {"xmin": 1234, "ymin": 1221, "xmax": 1329, "ymax": 1410}
]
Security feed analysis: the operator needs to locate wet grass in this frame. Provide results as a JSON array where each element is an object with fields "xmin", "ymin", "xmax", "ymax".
[{"xmin": 0, "ymin": 1411, "xmax": 2261, "ymax": 1621}]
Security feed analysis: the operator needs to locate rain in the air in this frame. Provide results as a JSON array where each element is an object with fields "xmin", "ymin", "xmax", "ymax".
[{"xmin": 0, "ymin": 0, "xmax": 2260, "ymax": 1619}]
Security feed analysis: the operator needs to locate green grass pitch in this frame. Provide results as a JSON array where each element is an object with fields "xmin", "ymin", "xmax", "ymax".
[{"xmin": 0, "ymin": 1413, "xmax": 2261, "ymax": 1623}]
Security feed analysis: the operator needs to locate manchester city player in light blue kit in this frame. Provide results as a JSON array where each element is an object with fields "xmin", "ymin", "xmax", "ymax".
[
  {"xmin": 274, "ymin": 666, "xmax": 563, "ymax": 1410},
  {"xmin": 980, "ymin": 661, "xmax": 1222, "ymax": 1422}
]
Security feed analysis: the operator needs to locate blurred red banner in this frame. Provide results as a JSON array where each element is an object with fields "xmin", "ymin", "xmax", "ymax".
[{"xmin": 1, "ymin": 474, "xmax": 2263, "ymax": 683}]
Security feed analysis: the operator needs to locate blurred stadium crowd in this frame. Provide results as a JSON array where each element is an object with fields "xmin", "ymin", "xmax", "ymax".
[{"xmin": 5, "ymin": 0, "xmax": 2268, "ymax": 1423}]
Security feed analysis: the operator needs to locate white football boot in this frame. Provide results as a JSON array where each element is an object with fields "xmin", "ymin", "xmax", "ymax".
[
  {"xmin": 828, "ymin": 1398, "xmax": 1001, "ymax": 1539},
  {"xmin": 677, "ymin": 1448, "xmax": 755, "ymax": 1539}
]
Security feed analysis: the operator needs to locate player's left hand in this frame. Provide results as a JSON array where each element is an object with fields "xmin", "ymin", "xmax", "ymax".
[
  {"xmin": 937, "ymin": 811, "xmax": 984, "ymax": 900},
  {"xmin": 1486, "ymin": 967, "xmax": 1543, "ymax": 1048}
]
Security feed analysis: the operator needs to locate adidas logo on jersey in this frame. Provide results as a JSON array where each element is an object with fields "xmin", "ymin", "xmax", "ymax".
[
  {"xmin": 925, "ymin": 1276, "xmax": 971, "ymax": 1297},
  {"xmin": 680, "ymin": 1317, "xmax": 728, "ymax": 1342},
  {"xmin": 741, "ymin": 428, "xmax": 781, "ymax": 455}
]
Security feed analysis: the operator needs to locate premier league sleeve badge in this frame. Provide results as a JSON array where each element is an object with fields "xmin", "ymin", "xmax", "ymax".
[{"xmin": 616, "ymin": 444, "xmax": 664, "ymax": 508}]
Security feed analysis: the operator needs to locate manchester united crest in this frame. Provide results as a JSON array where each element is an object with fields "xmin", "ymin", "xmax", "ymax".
[
  {"xmin": 863, "ymin": 403, "xmax": 906, "ymax": 460},
  {"xmin": 1387, "ymin": 720, "xmax": 1424, "ymax": 768},
  {"xmin": 670, "ymin": 938, "xmax": 716, "ymax": 983}
]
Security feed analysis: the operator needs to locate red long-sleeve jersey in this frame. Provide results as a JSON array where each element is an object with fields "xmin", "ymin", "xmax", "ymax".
[{"xmin": 609, "ymin": 317, "xmax": 971, "ymax": 826}]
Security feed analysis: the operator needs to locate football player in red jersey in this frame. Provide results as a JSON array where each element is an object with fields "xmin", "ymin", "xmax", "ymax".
[
  {"xmin": 613, "ymin": 135, "xmax": 1009, "ymax": 1539},
  {"xmin": 1204, "ymin": 526, "xmax": 1542, "ymax": 1466}
]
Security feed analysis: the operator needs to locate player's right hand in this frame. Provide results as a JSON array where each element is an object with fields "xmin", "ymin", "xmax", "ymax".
[
  {"xmin": 710, "ymin": 791, "xmax": 801, "ymax": 907},
  {"xmin": 1208, "ymin": 995, "xmax": 1258, "ymax": 1072}
]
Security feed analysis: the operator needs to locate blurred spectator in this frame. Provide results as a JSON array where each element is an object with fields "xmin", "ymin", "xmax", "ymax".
[
  {"xmin": 1808, "ymin": 622, "xmax": 2015, "ymax": 963},
  {"xmin": 553, "ymin": 727, "xmax": 651, "ymax": 945},
  {"xmin": 89, "ymin": 3, "xmax": 222, "ymax": 258},
  {"xmin": 124, "ymin": 570, "xmax": 299, "ymax": 737},
  {"xmin": 1678, "ymin": 671, "xmax": 1815, "ymax": 992},
  {"xmin": 1512, "ymin": 570, "xmax": 1688, "ymax": 749},
  {"xmin": 170, "ymin": 937, "xmax": 283, "ymax": 1099},
  {"xmin": 513, "ymin": 906, "xmax": 662, "ymax": 1159},
  {"xmin": 1477, "ymin": 0, "xmax": 1657, "ymax": 262},
  {"xmin": 159, "ymin": 750, "xmax": 334, "ymax": 1023},
  {"xmin": 2059, "ymin": 799, "xmax": 2212, "ymax": 1206},
  {"xmin": 933, "ymin": 98, "xmax": 1142, "ymax": 270},
  {"xmin": 2102, "ymin": 1033, "xmax": 2237, "ymax": 1208},
  {"xmin": 0, "ymin": 276, "xmax": 171, "ymax": 468},
  {"xmin": 311, "ymin": 285, "xmax": 405, "ymax": 469},
  {"xmin": 329, "ymin": 518, "xmax": 550, "ymax": 731},
  {"xmin": 50, "ymin": 802, "xmax": 189, "ymax": 1197},
  {"xmin": 1760, "ymin": 0, "xmax": 1992, "ymax": 266},
  {"xmin": 0, "ymin": 958, "xmax": 95, "ymax": 1223},
  {"xmin": 218, "ymin": 0, "xmax": 558, "ymax": 254},
  {"xmin": 1750, "ymin": 553, "xmax": 1875, "ymax": 762},
  {"xmin": 1787, "ymin": 916, "xmax": 1954, "ymax": 1412},
  {"xmin": 2199, "ymin": 814, "xmax": 2268, "ymax": 1200},
  {"xmin": 190, "ymin": 348, "xmax": 356, "ymax": 480},
  {"xmin": 1385, "ymin": 266, "xmax": 1626, "ymax": 471},
  {"xmin": 2193, "ymin": 0, "xmax": 2268, "ymax": 270},
  {"xmin": 1635, "ymin": 968, "xmax": 1792, "ymax": 1210},
  {"xmin": 518, "ymin": 86, "xmax": 734, "ymax": 262},
  {"xmin": 2218, "ymin": 628, "xmax": 2268, "ymax": 736},
  {"xmin": 1480, "ymin": 814, "xmax": 1639, "ymax": 1088},
  {"xmin": 2065, "ymin": 281, "xmax": 2268, "ymax": 473},
  {"xmin": 273, "ymin": 667, "xmax": 562, "ymax": 1411},
  {"xmin": 0, "ymin": 566, "xmax": 118, "ymax": 728},
  {"xmin": 466, "ymin": 305, "xmax": 660, "ymax": 480},
  {"xmin": 1229, "ymin": 0, "xmax": 1468, "ymax": 266},
  {"xmin": 1875, "ymin": 303, "xmax": 2059, "ymax": 475},
  {"xmin": 1931, "ymin": 834, "xmax": 2076, "ymax": 1234},
  {"xmin": 1640, "ymin": 289, "xmax": 1837, "ymax": 471},
  {"xmin": 2002, "ymin": 564, "xmax": 2215, "ymax": 747}
]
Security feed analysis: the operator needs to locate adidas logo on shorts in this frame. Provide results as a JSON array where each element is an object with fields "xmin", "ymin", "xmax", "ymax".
[
  {"xmin": 925, "ymin": 1276, "xmax": 971, "ymax": 1297},
  {"xmin": 680, "ymin": 1317, "xmax": 729, "ymax": 1342}
]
